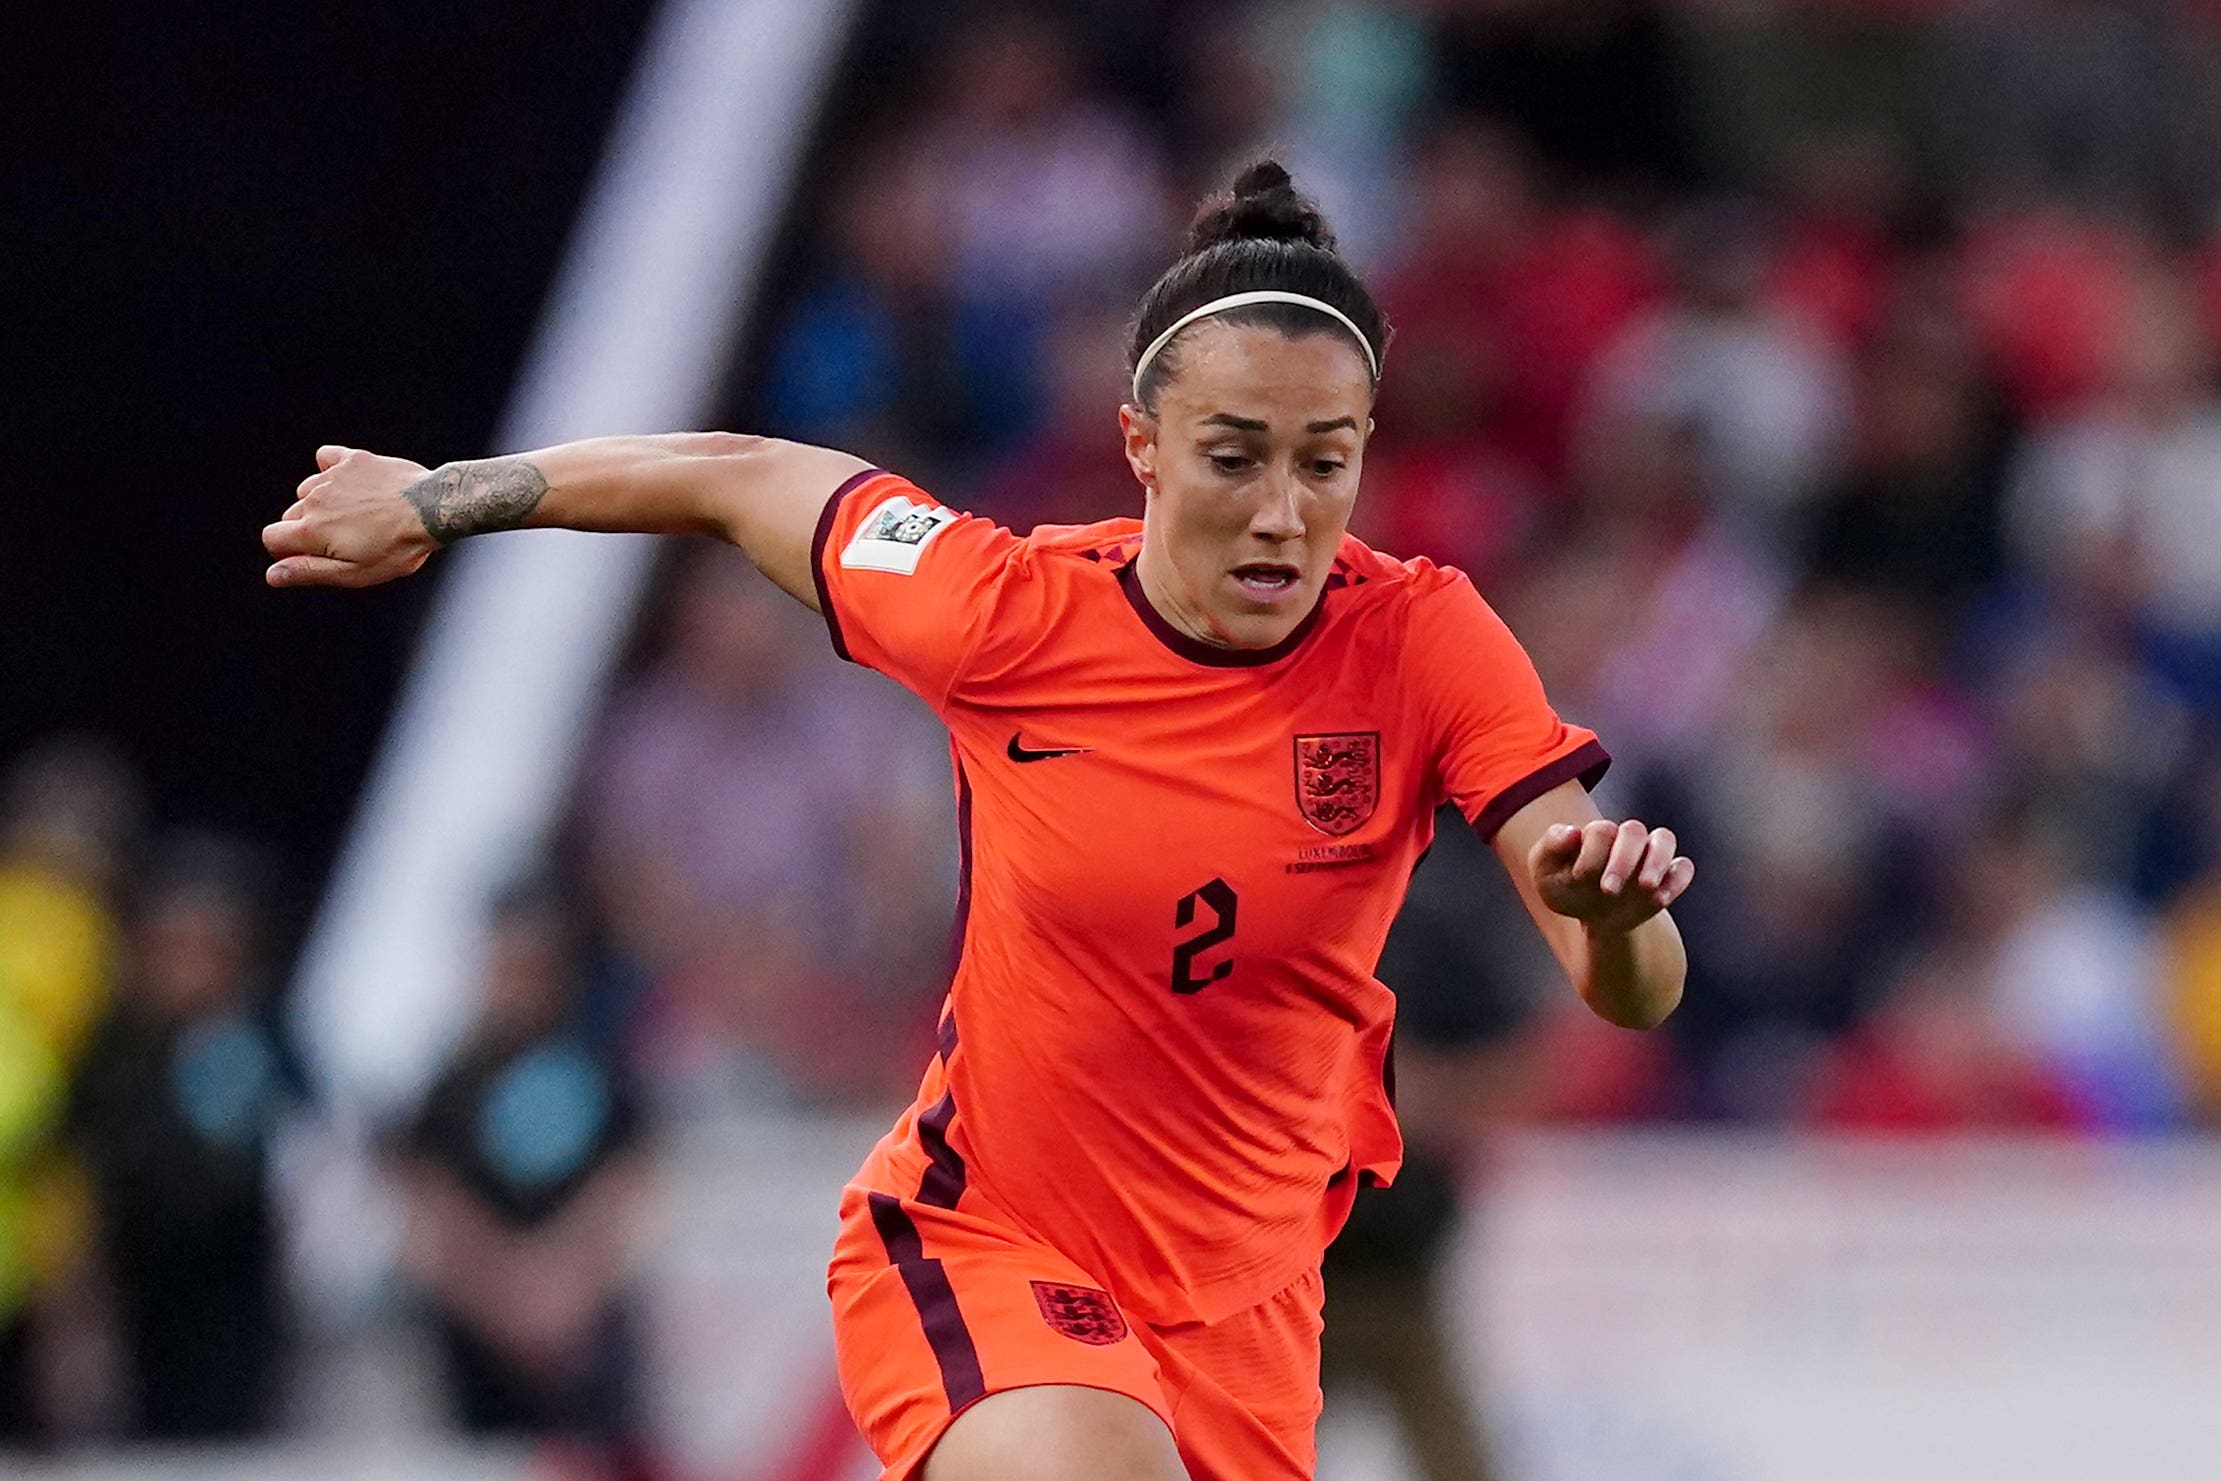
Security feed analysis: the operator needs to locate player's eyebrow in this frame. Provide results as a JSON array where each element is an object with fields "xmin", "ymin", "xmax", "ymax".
[{"xmin": 1199, "ymin": 413, "xmax": 1358, "ymax": 435}]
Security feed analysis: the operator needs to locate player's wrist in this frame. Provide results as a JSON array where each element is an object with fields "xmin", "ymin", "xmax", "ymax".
[
  {"xmin": 401, "ymin": 456, "xmax": 550, "ymax": 545},
  {"xmin": 1578, "ymin": 914, "xmax": 1636, "ymax": 951}
]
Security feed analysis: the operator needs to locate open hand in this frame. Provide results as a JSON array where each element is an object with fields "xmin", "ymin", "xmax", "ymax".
[
  {"xmin": 1530, "ymin": 818, "xmax": 1694, "ymax": 936},
  {"xmin": 262, "ymin": 445, "xmax": 437, "ymax": 588}
]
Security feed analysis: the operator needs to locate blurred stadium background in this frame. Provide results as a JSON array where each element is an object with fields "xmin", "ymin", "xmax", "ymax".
[{"xmin": 10, "ymin": 0, "xmax": 2221, "ymax": 1476}]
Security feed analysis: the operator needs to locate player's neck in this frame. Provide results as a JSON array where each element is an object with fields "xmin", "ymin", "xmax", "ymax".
[{"xmin": 1133, "ymin": 538, "xmax": 1237, "ymax": 650}]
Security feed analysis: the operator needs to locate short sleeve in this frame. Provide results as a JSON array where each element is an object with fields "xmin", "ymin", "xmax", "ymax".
[
  {"xmin": 1408, "ymin": 571, "xmax": 1610, "ymax": 842},
  {"xmin": 809, "ymin": 468, "xmax": 1019, "ymax": 710}
]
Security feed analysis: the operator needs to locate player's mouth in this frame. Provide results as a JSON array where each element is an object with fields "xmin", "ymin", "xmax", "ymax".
[{"xmin": 1229, "ymin": 561, "xmax": 1305, "ymax": 605}]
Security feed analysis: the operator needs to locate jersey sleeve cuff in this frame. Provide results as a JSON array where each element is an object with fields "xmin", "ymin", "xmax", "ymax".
[
  {"xmin": 810, "ymin": 468, "xmax": 885, "ymax": 665},
  {"xmin": 1466, "ymin": 737, "xmax": 1612, "ymax": 843}
]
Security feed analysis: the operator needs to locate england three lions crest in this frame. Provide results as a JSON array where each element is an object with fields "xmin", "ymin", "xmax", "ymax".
[
  {"xmin": 1294, "ymin": 732, "xmax": 1379, "ymax": 837},
  {"xmin": 1031, "ymin": 1281, "xmax": 1128, "ymax": 1345}
]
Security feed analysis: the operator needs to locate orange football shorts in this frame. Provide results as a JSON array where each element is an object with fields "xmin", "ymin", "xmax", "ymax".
[{"xmin": 827, "ymin": 1181, "xmax": 1325, "ymax": 1481}]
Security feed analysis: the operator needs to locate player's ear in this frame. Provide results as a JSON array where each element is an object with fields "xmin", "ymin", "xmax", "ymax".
[{"xmin": 1119, "ymin": 403, "xmax": 1159, "ymax": 494}]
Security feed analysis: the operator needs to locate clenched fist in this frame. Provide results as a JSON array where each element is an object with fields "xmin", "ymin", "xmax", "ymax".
[
  {"xmin": 1530, "ymin": 818, "xmax": 1694, "ymax": 936},
  {"xmin": 262, "ymin": 445, "xmax": 439, "ymax": 589}
]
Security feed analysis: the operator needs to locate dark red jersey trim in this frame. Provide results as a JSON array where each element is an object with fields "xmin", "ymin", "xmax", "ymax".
[
  {"xmin": 810, "ymin": 468, "xmax": 886, "ymax": 664},
  {"xmin": 1467, "ymin": 739, "xmax": 1613, "ymax": 843},
  {"xmin": 1114, "ymin": 558, "xmax": 1329, "ymax": 668},
  {"xmin": 867, "ymin": 1193, "xmax": 985, "ymax": 1411},
  {"xmin": 948, "ymin": 757, "xmax": 974, "ymax": 974},
  {"xmin": 915, "ymin": 1089, "xmax": 967, "ymax": 1210},
  {"xmin": 920, "ymin": 770, "xmax": 974, "ymax": 1215}
]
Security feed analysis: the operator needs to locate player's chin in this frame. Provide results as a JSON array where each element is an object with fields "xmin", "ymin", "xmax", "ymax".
[{"xmin": 1215, "ymin": 574, "xmax": 1317, "ymax": 646}]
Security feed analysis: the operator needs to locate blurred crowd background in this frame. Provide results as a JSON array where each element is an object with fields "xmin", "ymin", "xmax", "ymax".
[
  {"xmin": 732, "ymin": 0, "xmax": 2221, "ymax": 1135},
  {"xmin": 9, "ymin": 0, "xmax": 2221, "ymax": 1469}
]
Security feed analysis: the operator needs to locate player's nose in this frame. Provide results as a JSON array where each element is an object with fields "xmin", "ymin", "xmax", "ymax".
[{"xmin": 1247, "ymin": 471, "xmax": 1305, "ymax": 544}]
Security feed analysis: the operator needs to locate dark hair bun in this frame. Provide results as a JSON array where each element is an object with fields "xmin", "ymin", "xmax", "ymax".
[
  {"xmin": 1186, "ymin": 159, "xmax": 1337, "ymax": 254},
  {"xmin": 1127, "ymin": 156, "xmax": 1386, "ymax": 407}
]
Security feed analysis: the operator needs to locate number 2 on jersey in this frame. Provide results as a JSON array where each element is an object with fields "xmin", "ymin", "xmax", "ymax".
[{"xmin": 1171, "ymin": 878, "xmax": 1238, "ymax": 994}]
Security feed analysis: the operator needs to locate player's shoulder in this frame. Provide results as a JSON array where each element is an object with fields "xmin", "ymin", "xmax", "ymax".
[
  {"xmin": 1328, "ymin": 531, "xmax": 1486, "ymax": 613},
  {"xmin": 974, "ymin": 515, "xmax": 1146, "ymax": 606},
  {"xmin": 1021, "ymin": 516, "xmax": 1145, "ymax": 567},
  {"xmin": 1323, "ymin": 534, "xmax": 1519, "ymax": 674},
  {"xmin": 924, "ymin": 515, "xmax": 1139, "ymax": 686}
]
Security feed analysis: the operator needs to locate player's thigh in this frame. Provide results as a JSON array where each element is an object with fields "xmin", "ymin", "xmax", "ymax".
[
  {"xmin": 829, "ymin": 1187, "xmax": 1176, "ymax": 1480},
  {"xmin": 924, "ymin": 1384, "xmax": 1188, "ymax": 1481}
]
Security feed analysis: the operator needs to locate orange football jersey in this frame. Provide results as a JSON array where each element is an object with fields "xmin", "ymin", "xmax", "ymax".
[{"xmin": 812, "ymin": 469, "xmax": 1606, "ymax": 1326}]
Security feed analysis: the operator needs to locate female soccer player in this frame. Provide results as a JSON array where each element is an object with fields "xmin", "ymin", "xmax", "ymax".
[{"xmin": 265, "ymin": 162, "xmax": 1692, "ymax": 1481}]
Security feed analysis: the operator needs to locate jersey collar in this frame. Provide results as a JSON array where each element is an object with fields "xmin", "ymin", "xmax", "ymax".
[{"xmin": 1115, "ymin": 558, "xmax": 1330, "ymax": 668}]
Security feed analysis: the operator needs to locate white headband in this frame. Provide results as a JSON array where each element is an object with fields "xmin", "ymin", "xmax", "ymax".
[{"xmin": 1129, "ymin": 289, "xmax": 1380, "ymax": 405}]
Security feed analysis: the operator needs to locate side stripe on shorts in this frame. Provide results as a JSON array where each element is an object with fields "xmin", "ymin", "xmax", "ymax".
[{"xmin": 868, "ymin": 1191, "xmax": 987, "ymax": 1411}]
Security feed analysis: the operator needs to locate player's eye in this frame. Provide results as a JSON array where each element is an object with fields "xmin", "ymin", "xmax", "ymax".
[
  {"xmin": 1207, "ymin": 453, "xmax": 1251, "ymax": 475},
  {"xmin": 1310, "ymin": 459, "xmax": 1345, "ymax": 478}
]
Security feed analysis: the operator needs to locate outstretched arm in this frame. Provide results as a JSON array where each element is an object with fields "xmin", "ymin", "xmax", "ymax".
[
  {"xmin": 1491, "ymin": 780, "xmax": 1692, "ymax": 1030},
  {"xmin": 261, "ymin": 433, "xmax": 869, "ymax": 606}
]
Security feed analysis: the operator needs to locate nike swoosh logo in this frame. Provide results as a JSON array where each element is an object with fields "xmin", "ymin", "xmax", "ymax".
[{"xmin": 1007, "ymin": 733, "xmax": 1092, "ymax": 763}]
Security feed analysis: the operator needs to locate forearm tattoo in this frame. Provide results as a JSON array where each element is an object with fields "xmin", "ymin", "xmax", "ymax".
[{"xmin": 403, "ymin": 457, "xmax": 550, "ymax": 544}]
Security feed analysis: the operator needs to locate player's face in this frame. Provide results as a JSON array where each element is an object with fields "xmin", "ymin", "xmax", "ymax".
[{"xmin": 1122, "ymin": 321, "xmax": 1374, "ymax": 649}]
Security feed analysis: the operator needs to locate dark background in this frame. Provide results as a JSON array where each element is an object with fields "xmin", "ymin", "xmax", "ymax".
[{"xmin": 4, "ymin": 1, "xmax": 658, "ymax": 895}]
